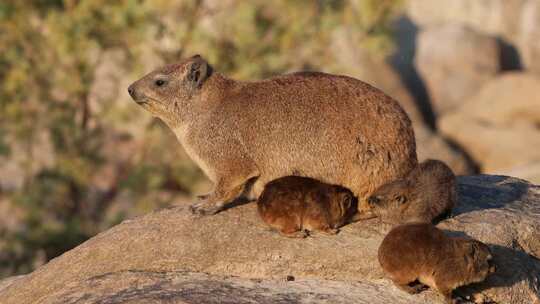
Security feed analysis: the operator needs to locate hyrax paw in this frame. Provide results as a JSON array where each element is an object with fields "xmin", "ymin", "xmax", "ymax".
[{"xmin": 189, "ymin": 202, "xmax": 222, "ymax": 216}]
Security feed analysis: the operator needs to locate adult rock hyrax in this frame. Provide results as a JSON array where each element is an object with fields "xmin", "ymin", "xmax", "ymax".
[
  {"xmin": 365, "ymin": 159, "xmax": 456, "ymax": 224},
  {"xmin": 257, "ymin": 176, "xmax": 357, "ymax": 237},
  {"xmin": 378, "ymin": 223, "xmax": 496, "ymax": 304},
  {"xmin": 128, "ymin": 55, "xmax": 417, "ymax": 215}
]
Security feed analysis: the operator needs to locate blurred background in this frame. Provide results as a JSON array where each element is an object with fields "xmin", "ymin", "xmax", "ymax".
[{"xmin": 1, "ymin": 0, "xmax": 539, "ymax": 279}]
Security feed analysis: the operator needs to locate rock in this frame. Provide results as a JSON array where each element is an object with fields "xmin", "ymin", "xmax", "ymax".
[
  {"xmin": 501, "ymin": 161, "xmax": 540, "ymax": 185},
  {"xmin": 408, "ymin": 0, "xmax": 540, "ymax": 75},
  {"xmin": 446, "ymin": 73, "xmax": 540, "ymax": 126},
  {"xmin": 0, "ymin": 276, "xmax": 24, "ymax": 294},
  {"xmin": 24, "ymin": 271, "xmax": 443, "ymax": 304},
  {"xmin": 0, "ymin": 175, "xmax": 539, "ymax": 304},
  {"xmin": 440, "ymin": 175, "xmax": 540, "ymax": 304},
  {"xmin": 415, "ymin": 24, "xmax": 499, "ymax": 115},
  {"xmin": 519, "ymin": 0, "xmax": 540, "ymax": 74},
  {"xmin": 440, "ymin": 117, "xmax": 540, "ymax": 180},
  {"xmin": 439, "ymin": 73, "xmax": 540, "ymax": 182},
  {"xmin": 407, "ymin": 0, "xmax": 523, "ymax": 39}
]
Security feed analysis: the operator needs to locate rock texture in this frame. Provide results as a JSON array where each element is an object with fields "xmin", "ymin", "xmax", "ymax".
[
  {"xmin": 415, "ymin": 23, "xmax": 499, "ymax": 115},
  {"xmin": 0, "ymin": 175, "xmax": 539, "ymax": 304},
  {"xmin": 439, "ymin": 73, "xmax": 540, "ymax": 182}
]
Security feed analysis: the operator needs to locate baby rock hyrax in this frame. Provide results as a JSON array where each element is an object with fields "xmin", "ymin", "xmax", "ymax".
[
  {"xmin": 128, "ymin": 55, "xmax": 417, "ymax": 215},
  {"xmin": 257, "ymin": 176, "xmax": 357, "ymax": 237},
  {"xmin": 378, "ymin": 223, "xmax": 496, "ymax": 304},
  {"xmin": 365, "ymin": 159, "xmax": 456, "ymax": 224}
]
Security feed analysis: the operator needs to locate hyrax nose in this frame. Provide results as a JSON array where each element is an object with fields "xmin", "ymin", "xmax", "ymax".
[{"xmin": 127, "ymin": 85, "xmax": 136, "ymax": 99}]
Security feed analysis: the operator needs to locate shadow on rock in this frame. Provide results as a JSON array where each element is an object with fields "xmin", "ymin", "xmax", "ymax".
[
  {"xmin": 452, "ymin": 241, "xmax": 540, "ymax": 303},
  {"xmin": 453, "ymin": 175, "xmax": 531, "ymax": 216}
]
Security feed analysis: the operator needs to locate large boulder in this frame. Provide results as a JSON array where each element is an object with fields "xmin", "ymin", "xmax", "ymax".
[
  {"xmin": 408, "ymin": 0, "xmax": 540, "ymax": 75},
  {"xmin": 3, "ymin": 271, "xmax": 441, "ymax": 304},
  {"xmin": 519, "ymin": 0, "xmax": 540, "ymax": 74},
  {"xmin": 439, "ymin": 73, "xmax": 540, "ymax": 182},
  {"xmin": 407, "ymin": 0, "xmax": 523, "ymax": 39},
  {"xmin": 415, "ymin": 23, "xmax": 499, "ymax": 116},
  {"xmin": 0, "ymin": 175, "xmax": 539, "ymax": 304}
]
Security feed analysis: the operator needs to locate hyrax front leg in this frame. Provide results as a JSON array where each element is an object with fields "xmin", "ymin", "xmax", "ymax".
[
  {"xmin": 190, "ymin": 160, "xmax": 259, "ymax": 215},
  {"xmin": 189, "ymin": 148, "xmax": 259, "ymax": 215},
  {"xmin": 190, "ymin": 179, "xmax": 248, "ymax": 215}
]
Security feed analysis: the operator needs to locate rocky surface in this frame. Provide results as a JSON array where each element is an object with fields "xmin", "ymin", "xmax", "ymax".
[
  {"xmin": 0, "ymin": 175, "xmax": 539, "ymax": 304},
  {"xmin": 415, "ymin": 24, "xmax": 499, "ymax": 115},
  {"xmin": 11, "ymin": 271, "xmax": 442, "ymax": 304},
  {"xmin": 439, "ymin": 73, "xmax": 540, "ymax": 182}
]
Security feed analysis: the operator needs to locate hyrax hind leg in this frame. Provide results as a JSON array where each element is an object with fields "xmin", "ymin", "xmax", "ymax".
[{"xmin": 190, "ymin": 162, "xmax": 259, "ymax": 216}]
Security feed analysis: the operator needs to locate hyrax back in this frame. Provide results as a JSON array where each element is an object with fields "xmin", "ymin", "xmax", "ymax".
[
  {"xmin": 366, "ymin": 159, "xmax": 456, "ymax": 225},
  {"xmin": 378, "ymin": 223, "xmax": 496, "ymax": 304},
  {"xmin": 257, "ymin": 176, "xmax": 357, "ymax": 237},
  {"xmin": 128, "ymin": 55, "xmax": 417, "ymax": 215}
]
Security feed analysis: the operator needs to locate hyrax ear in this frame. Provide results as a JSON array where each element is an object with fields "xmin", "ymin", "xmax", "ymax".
[
  {"xmin": 186, "ymin": 55, "xmax": 212, "ymax": 89},
  {"xmin": 341, "ymin": 192, "xmax": 353, "ymax": 211},
  {"xmin": 337, "ymin": 192, "xmax": 353, "ymax": 217}
]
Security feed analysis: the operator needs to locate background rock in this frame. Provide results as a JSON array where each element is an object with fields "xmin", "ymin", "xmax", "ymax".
[
  {"xmin": 407, "ymin": 0, "xmax": 523, "ymax": 38},
  {"xmin": 439, "ymin": 73, "xmax": 540, "ymax": 182},
  {"xmin": 0, "ymin": 175, "xmax": 538, "ymax": 304},
  {"xmin": 407, "ymin": 0, "xmax": 540, "ymax": 75},
  {"xmin": 519, "ymin": 0, "xmax": 540, "ymax": 74},
  {"xmin": 415, "ymin": 24, "xmax": 499, "ymax": 115},
  {"xmin": 442, "ymin": 73, "xmax": 540, "ymax": 126}
]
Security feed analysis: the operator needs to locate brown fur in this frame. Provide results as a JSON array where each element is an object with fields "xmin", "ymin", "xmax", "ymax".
[
  {"xmin": 362, "ymin": 159, "xmax": 456, "ymax": 224},
  {"xmin": 257, "ymin": 176, "xmax": 357, "ymax": 237},
  {"xmin": 378, "ymin": 223, "xmax": 496, "ymax": 304},
  {"xmin": 128, "ymin": 55, "xmax": 417, "ymax": 215}
]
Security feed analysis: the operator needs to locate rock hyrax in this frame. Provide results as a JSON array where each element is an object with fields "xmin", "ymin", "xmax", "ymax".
[
  {"xmin": 128, "ymin": 55, "xmax": 417, "ymax": 215},
  {"xmin": 365, "ymin": 159, "xmax": 456, "ymax": 224},
  {"xmin": 257, "ymin": 176, "xmax": 357, "ymax": 237},
  {"xmin": 378, "ymin": 223, "xmax": 496, "ymax": 304}
]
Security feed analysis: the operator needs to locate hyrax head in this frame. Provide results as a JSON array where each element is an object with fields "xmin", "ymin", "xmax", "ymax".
[
  {"xmin": 367, "ymin": 179, "xmax": 411, "ymax": 217},
  {"xmin": 327, "ymin": 188, "xmax": 357, "ymax": 226},
  {"xmin": 127, "ymin": 55, "xmax": 213, "ymax": 125},
  {"xmin": 462, "ymin": 239, "xmax": 496, "ymax": 282}
]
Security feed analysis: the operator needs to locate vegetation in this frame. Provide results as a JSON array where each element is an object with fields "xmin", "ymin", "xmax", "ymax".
[{"xmin": 0, "ymin": 0, "xmax": 402, "ymax": 278}]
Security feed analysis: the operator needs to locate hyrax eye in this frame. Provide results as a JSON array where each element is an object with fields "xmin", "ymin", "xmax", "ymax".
[
  {"xmin": 396, "ymin": 195, "xmax": 407, "ymax": 204},
  {"xmin": 367, "ymin": 196, "xmax": 380, "ymax": 205},
  {"xmin": 155, "ymin": 79, "xmax": 166, "ymax": 87}
]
